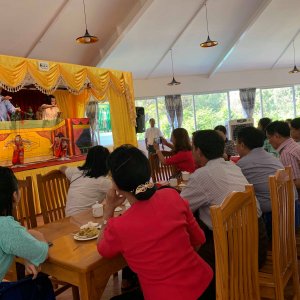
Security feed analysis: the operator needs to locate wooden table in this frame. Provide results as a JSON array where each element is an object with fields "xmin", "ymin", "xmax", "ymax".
[{"xmin": 37, "ymin": 210, "xmax": 127, "ymax": 300}]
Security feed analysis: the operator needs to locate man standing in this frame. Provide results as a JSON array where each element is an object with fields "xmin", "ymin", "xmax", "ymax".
[
  {"xmin": 0, "ymin": 88, "xmax": 20, "ymax": 121},
  {"xmin": 145, "ymin": 118, "xmax": 163, "ymax": 156},
  {"xmin": 236, "ymin": 126, "xmax": 283, "ymax": 213},
  {"xmin": 181, "ymin": 130, "xmax": 267, "ymax": 270},
  {"xmin": 266, "ymin": 121, "xmax": 300, "ymax": 189}
]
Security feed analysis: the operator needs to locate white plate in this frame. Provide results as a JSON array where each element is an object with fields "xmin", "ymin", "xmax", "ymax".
[
  {"xmin": 80, "ymin": 222, "xmax": 99, "ymax": 229},
  {"xmin": 73, "ymin": 233, "xmax": 99, "ymax": 241},
  {"xmin": 115, "ymin": 207, "xmax": 122, "ymax": 212}
]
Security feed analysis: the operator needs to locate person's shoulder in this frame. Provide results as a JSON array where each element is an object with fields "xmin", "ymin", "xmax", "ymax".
[{"xmin": 0, "ymin": 216, "xmax": 22, "ymax": 231}]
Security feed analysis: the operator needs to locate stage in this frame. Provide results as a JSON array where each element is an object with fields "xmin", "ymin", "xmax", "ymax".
[{"xmin": 13, "ymin": 155, "xmax": 86, "ymax": 214}]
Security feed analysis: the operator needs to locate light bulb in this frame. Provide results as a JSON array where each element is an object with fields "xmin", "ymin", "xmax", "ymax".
[{"xmin": 84, "ymin": 37, "xmax": 91, "ymax": 43}]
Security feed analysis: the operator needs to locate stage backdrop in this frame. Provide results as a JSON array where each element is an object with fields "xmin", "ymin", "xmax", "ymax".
[{"xmin": 0, "ymin": 55, "xmax": 137, "ymax": 148}]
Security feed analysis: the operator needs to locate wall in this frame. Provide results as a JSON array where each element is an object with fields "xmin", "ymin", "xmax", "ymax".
[{"xmin": 134, "ymin": 67, "xmax": 300, "ymax": 98}]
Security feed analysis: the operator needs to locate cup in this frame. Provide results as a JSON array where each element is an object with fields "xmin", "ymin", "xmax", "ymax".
[
  {"xmin": 92, "ymin": 202, "xmax": 103, "ymax": 217},
  {"xmin": 169, "ymin": 178, "xmax": 178, "ymax": 187},
  {"xmin": 181, "ymin": 171, "xmax": 190, "ymax": 181}
]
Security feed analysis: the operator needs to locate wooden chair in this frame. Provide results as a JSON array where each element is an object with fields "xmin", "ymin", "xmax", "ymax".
[
  {"xmin": 37, "ymin": 170, "xmax": 69, "ymax": 224},
  {"xmin": 5, "ymin": 176, "xmax": 37, "ymax": 282},
  {"xmin": 210, "ymin": 185, "xmax": 260, "ymax": 300},
  {"xmin": 149, "ymin": 151, "xmax": 176, "ymax": 182},
  {"xmin": 14, "ymin": 176, "xmax": 37, "ymax": 229},
  {"xmin": 259, "ymin": 167, "xmax": 300, "ymax": 299},
  {"xmin": 36, "ymin": 170, "xmax": 79, "ymax": 299}
]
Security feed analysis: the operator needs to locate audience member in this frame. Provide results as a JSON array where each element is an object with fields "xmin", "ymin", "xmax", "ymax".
[
  {"xmin": 144, "ymin": 118, "xmax": 163, "ymax": 156},
  {"xmin": 181, "ymin": 130, "xmax": 268, "ymax": 272},
  {"xmin": 236, "ymin": 127, "xmax": 283, "ymax": 237},
  {"xmin": 266, "ymin": 121, "xmax": 300, "ymax": 190},
  {"xmin": 290, "ymin": 117, "xmax": 300, "ymax": 144},
  {"xmin": 0, "ymin": 167, "xmax": 49, "ymax": 282},
  {"xmin": 98, "ymin": 145, "xmax": 213, "ymax": 300},
  {"xmin": 214, "ymin": 125, "xmax": 237, "ymax": 160},
  {"xmin": 60, "ymin": 145, "xmax": 112, "ymax": 216},
  {"xmin": 258, "ymin": 117, "xmax": 278, "ymax": 157},
  {"xmin": 154, "ymin": 128, "xmax": 196, "ymax": 173}
]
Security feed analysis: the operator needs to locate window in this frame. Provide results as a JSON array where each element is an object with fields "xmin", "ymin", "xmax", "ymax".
[
  {"xmin": 229, "ymin": 91, "xmax": 244, "ymax": 120},
  {"xmin": 135, "ymin": 84, "xmax": 299, "ymax": 141},
  {"xmin": 194, "ymin": 93, "xmax": 229, "ymax": 130},
  {"xmin": 98, "ymin": 103, "xmax": 113, "ymax": 146},
  {"xmin": 181, "ymin": 95, "xmax": 195, "ymax": 135},
  {"xmin": 295, "ymin": 85, "xmax": 300, "ymax": 117},
  {"xmin": 157, "ymin": 97, "xmax": 172, "ymax": 138},
  {"xmin": 261, "ymin": 87, "xmax": 294, "ymax": 121}
]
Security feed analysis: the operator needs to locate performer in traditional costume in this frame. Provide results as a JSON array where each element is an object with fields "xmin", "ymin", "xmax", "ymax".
[{"xmin": 5, "ymin": 135, "xmax": 32, "ymax": 165}]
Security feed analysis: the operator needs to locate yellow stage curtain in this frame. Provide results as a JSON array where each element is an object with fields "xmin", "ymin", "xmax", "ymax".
[
  {"xmin": 0, "ymin": 55, "xmax": 137, "ymax": 147},
  {"xmin": 54, "ymin": 89, "xmax": 90, "ymax": 119}
]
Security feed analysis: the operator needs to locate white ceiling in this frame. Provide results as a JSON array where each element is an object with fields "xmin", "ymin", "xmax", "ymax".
[{"xmin": 0, "ymin": 0, "xmax": 299, "ymax": 80}]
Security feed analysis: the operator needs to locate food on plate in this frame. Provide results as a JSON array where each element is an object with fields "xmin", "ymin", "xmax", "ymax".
[{"xmin": 77, "ymin": 226, "xmax": 99, "ymax": 238}]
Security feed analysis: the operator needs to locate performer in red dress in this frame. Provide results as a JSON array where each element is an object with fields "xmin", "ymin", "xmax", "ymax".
[
  {"xmin": 5, "ymin": 135, "xmax": 32, "ymax": 165},
  {"xmin": 51, "ymin": 134, "xmax": 62, "ymax": 158}
]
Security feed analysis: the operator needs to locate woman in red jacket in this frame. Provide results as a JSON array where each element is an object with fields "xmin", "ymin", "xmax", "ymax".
[
  {"xmin": 97, "ymin": 145, "xmax": 213, "ymax": 300},
  {"xmin": 153, "ymin": 128, "xmax": 196, "ymax": 173}
]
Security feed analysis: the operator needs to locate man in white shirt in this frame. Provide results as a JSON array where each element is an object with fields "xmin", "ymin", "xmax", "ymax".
[{"xmin": 145, "ymin": 118, "xmax": 163, "ymax": 156}]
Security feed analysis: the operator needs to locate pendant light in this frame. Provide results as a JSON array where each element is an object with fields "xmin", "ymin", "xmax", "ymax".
[
  {"xmin": 76, "ymin": 0, "xmax": 98, "ymax": 44},
  {"xmin": 200, "ymin": 3, "xmax": 218, "ymax": 48},
  {"xmin": 289, "ymin": 40, "xmax": 300, "ymax": 74},
  {"xmin": 167, "ymin": 49, "xmax": 181, "ymax": 86}
]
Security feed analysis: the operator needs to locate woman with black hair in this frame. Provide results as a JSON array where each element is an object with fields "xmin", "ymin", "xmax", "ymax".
[
  {"xmin": 60, "ymin": 145, "xmax": 112, "ymax": 216},
  {"xmin": 153, "ymin": 128, "xmax": 196, "ymax": 173},
  {"xmin": 97, "ymin": 145, "xmax": 213, "ymax": 300},
  {"xmin": 0, "ymin": 167, "xmax": 49, "ymax": 282},
  {"xmin": 214, "ymin": 125, "xmax": 238, "ymax": 160}
]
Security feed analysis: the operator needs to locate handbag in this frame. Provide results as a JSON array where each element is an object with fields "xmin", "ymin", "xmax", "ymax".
[{"xmin": 0, "ymin": 273, "xmax": 55, "ymax": 300}]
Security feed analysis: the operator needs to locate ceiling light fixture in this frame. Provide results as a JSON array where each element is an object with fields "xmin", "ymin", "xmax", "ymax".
[
  {"xmin": 200, "ymin": 3, "xmax": 218, "ymax": 48},
  {"xmin": 167, "ymin": 49, "xmax": 181, "ymax": 86},
  {"xmin": 289, "ymin": 39, "xmax": 300, "ymax": 74},
  {"xmin": 76, "ymin": 0, "xmax": 98, "ymax": 44}
]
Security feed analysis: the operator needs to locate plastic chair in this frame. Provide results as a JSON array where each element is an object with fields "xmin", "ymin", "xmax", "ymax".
[
  {"xmin": 149, "ymin": 151, "xmax": 176, "ymax": 182},
  {"xmin": 36, "ymin": 170, "xmax": 69, "ymax": 224},
  {"xmin": 259, "ymin": 166, "xmax": 300, "ymax": 299},
  {"xmin": 210, "ymin": 185, "xmax": 260, "ymax": 300}
]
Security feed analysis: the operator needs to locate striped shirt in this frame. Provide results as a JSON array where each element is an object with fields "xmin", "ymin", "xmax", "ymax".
[
  {"xmin": 181, "ymin": 158, "xmax": 262, "ymax": 229},
  {"xmin": 277, "ymin": 138, "xmax": 300, "ymax": 180}
]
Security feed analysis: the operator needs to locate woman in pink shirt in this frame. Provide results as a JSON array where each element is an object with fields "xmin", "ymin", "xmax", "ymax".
[
  {"xmin": 154, "ymin": 128, "xmax": 196, "ymax": 173},
  {"xmin": 97, "ymin": 145, "xmax": 213, "ymax": 300}
]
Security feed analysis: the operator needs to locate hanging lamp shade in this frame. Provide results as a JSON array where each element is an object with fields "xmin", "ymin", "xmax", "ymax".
[
  {"xmin": 200, "ymin": 4, "xmax": 218, "ymax": 48},
  {"xmin": 76, "ymin": 0, "xmax": 98, "ymax": 44},
  {"xmin": 167, "ymin": 49, "xmax": 181, "ymax": 86},
  {"xmin": 168, "ymin": 76, "xmax": 181, "ymax": 86},
  {"xmin": 76, "ymin": 29, "xmax": 98, "ymax": 44},
  {"xmin": 289, "ymin": 40, "xmax": 299, "ymax": 74},
  {"xmin": 200, "ymin": 35, "xmax": 218, "ymax": 48},
  {"xmin": 289, "ymin": 65, "xmax": 300, "ymax": 74}
]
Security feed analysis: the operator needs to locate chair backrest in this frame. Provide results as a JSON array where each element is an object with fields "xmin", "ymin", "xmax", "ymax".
[
  {"xmin": 149, "ymin": 151, "xmax": 176, "ymax": 182},
  {"xmin": 37, "ymin": 170, "xmax": 69, "ymax": 224},
  {"xmin": 13, "ymin": 176, "xmax": 37, "ymax": 229},
  {"xmin": 269, "ymin": 166, "xmax": 299, "ymax": 285},
  {"xmin": 210, "ymin": 185, "xmax": 260, "ymax": 300}
]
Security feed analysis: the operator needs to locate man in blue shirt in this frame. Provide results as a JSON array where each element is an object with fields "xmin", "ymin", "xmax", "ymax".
[
  {"xmin": 0, "ymin": 88, "xmax": 20, "ymax": 121},
  {"xmin": 236, "ymin": 126, "xmax": 283, "ymax": 213}
]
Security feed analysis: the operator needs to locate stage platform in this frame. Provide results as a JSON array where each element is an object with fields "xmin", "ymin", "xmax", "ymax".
[{"xmin": 13, "ymin": 155, "xmax": 86, "ymax": 214}]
